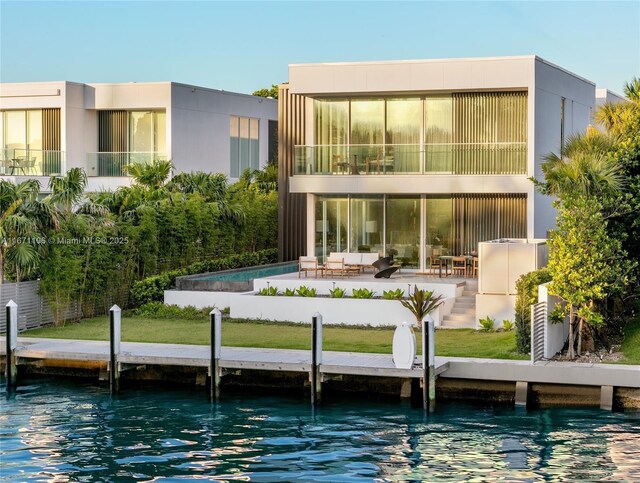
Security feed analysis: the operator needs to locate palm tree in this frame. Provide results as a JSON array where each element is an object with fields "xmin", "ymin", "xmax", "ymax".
[
  {"xmin": 0, "ymin": 179, "xmax": 57, "ymax": 283},
  {"xmin": 400, "ymin": 285, "xmax": 443, "ymax": 328},
  {"xmin": 126, "ymin": 159, "xmax": 174, "ymax": 190},
  {"xmin": 594, "ymin": 77, "xmax": 640, "ymax": 135},
  {"xmin": 537, "ymin": 131, "xmax": 624, "ymax": 200}
]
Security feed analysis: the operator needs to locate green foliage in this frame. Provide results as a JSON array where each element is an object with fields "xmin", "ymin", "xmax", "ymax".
[
  {"xmin": 548, "ymin": 195, "xmax": 634, "ymax": 326},
  {"xmin": 283, "ymin": 288, "xmax": 296, "ymax": 297},
  {"xmin": 514, "ymin": 268, "xmax": 552, "ymax": 353},
  {"xmin": 130, "ymin": 249, "xmax": 278, "ymax": 305},
  {"xmin": 258, "ymin": 286, "xmax": 279, "ymax": 296},
  {"xmin": 382, "ymin": 288, "xmax": 405, "ymax": 300},
  {"xmin": 132, "ymin": 302, "xmax": 213, "ymax": 319},
  {"xmin": 351, "ymin": 288, "xmax": 375, "ymax": 299},
  {"xmin": 329, "ymin": 286, "xmax": 346, "ymax": 298},
  {"xmin": 252, "ymin": 84, "xmax": 280, "ymax": 99},
  {"xmin": 502, "ymin": 320, "xmax": 515, "ymax": 331},
  {"xmin": 295, "ymin": 285, "xmax": 317, "ymax": 297},
  {"xmin": 400, "ymin": 285, "xmax": 444, "ymax": 327},
  {"xmin": 479, "ymin": 316, "xmax": 495, "ymax": 332}
]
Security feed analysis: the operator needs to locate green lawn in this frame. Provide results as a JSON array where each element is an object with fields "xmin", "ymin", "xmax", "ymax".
[
  {"xmin": 620, "ymin": 315, "xmax": 640, "ymax": 364},
  {"xmin": 23, "ymin": 316, "xmax": 528, "ymax": 360}
]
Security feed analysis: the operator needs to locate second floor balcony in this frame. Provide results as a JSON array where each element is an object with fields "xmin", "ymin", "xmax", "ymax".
[
  {"xmin": 87, "ymin": 152, "xmax": 168, "ymax": 177},
  {"xmin": 294, "ymin": 143, "xmax": 527, "ymax": 176},
  {"xmin": 0, "ymin": 148, "xmax": 65, "ymax": 176}
]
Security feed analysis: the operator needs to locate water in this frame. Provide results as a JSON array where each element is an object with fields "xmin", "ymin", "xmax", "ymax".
[
  {"xmin": 195, "ymin": 262, "xmax": 298, "ymax": 282},
  {"xmin": 1, "ymin": 380, "xmax": 639, "ymax": 482}
]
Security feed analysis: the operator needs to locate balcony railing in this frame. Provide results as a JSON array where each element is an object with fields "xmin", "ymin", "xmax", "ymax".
[
  {"xmin": 87, "ymin": 152, "xmax": 167, "ymax": 177},
  {"xmin": 294, "ymin": 143, "xmax": 527, "ymax": 176},
  {"xmin": 0, "ymin": 148, "xmax": 65, "ymax": 176}
]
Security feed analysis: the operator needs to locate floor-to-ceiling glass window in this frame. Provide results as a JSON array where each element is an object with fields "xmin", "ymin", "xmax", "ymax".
[
  {"xmin": 350, "ymin": 100, "xmax": 384, "ymax": 171},
  {"xmin": 350, "ymin": 196, "xmax": 384, "ymax": 255},
  {"xmin": 386, "ymin": 98, "xmax": 421, "ymax": 173},
  {"xmin": 425, "ymin": 97, "xmax": 453, "ymax": 172},
  {"xmin": 386, "ymin": 196, "xmax": 420, "ymax": 267},
  {"xmin": 425, "ymin": 197, "xmax": 454, "ymax": 264},
  {"xmin": 314, "ymin": 100, "xmax": 348, "ymax": 174},
  {"xmin": 315, "ymin": 196, "xmax": 349, "ymax": 262},
  {"xmin": 129, "ymin": 110, "xmax": 166, "ymax": 164}
]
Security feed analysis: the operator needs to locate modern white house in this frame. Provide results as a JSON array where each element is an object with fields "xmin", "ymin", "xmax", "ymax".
[
  {"xmin": 278, "ymin": 55, "xmax": 601, "ymax": 269},
  {"xmin": 0, "ymin": 81, "xmax": 277, "ymax": 191}
]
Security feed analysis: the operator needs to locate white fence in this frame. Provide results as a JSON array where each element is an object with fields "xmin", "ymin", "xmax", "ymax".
[{"xmin": 0, "ymin": 280, "xmax": 81, "ymax": 333}]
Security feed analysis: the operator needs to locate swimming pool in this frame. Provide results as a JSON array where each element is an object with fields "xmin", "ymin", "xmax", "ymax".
[{"xmin": 176, "ymin": 261, "xmax": 298, "ymax": 292}]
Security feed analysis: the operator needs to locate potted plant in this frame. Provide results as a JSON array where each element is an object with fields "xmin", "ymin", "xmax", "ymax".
[{"xmin": 400, "ymin": 285, "xmax": 443, "ymax": 328}]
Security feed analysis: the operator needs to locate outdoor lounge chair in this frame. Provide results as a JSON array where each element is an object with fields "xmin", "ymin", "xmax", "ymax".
[
  {"xmin": 374, "ymin": 266, "xmax": 399, "ymax": 279},
  {"xmin": 324, "ymin": 257, "xmax": 345, "ymax": 278},
  {"xmin": 298, "ymin": 256, "xmax": 322, "ymax": 278}
]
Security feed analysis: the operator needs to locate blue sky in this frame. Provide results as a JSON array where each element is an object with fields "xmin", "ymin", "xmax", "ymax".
[{"xmin": 1, "ymin": 1, "xmax": 639, "ymax": 95}]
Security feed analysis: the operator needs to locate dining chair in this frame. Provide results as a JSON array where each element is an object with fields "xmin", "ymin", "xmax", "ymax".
[{"xmin": 452, "ymin": 256, "xmax": 467, "ymax": 278}]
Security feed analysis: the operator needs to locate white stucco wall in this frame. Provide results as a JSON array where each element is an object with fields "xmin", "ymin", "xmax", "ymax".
[{"xmin": 170, "ymin": 83, "xmax": 277, "ymax": 178}]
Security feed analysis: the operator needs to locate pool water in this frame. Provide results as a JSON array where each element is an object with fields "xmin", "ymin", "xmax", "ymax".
[
  {"xmin": 196, "ymin": 261, "xmax": 298, "ymax": 282},
  {"xmin": 1, "ymin": 379, "xmax": 639, "ymax": 481}
]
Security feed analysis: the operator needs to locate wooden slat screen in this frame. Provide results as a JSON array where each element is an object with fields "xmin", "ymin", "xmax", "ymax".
[
  {"xmin": 98, "ymin": 110, "xmax": 128, "ymax": 176},
  {"xmin": 450, "ymin": 193, "xmax": 527, "ymax": 255},
  {"xmin": 452, "ymin": 92, "xmax": 527, "ymax": 174},
  {"xmin": 278, "ymin": 85, "xmax": 307, "ymax": 262},
  {"xmin": 42, "ymin": 108, "xmax": 62, "ymax": 175}
]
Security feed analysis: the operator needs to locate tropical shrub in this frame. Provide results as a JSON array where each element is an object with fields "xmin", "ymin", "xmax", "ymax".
[
  {"xmin": 514, "ymin": 268, "xmax": 552, "ymax": 353},
  {"xmin": 258, "ymin": 286, "xmax": 279, "ymax": 296},
  {"xmin": 329, "ymin": 287, "xmax": 346, "ymax": 298},
  {"xmin": 283, "ymin": 288, "xmax": 296, "ymax": 297},
  {"xmin": 502, "ymin": 320, "xmax": 515, "ymax": 331},
  {"xmin": 479, "ymin": 316, "xmax": 495, "ymax": 332},
  {"xmin": 296, "ymin": 286, "xmax": 317, "ymax": 297},
  {"xmin": 352, "ymin": 288, "xmax": 375, "ymax": 299},
  {"xmin": 399, "ymin": 285, "xmax": 443, "ymax": 328},
  {"xmin": 382, "ymin": 288, "xmax": 405, "ymax": 300},
  {"xmin": 132, "ymin": 302, "xmax": 213, "ymax": 319}
]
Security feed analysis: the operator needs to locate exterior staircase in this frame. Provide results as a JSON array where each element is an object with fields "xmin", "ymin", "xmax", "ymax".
[{"xmin": 441, "ymin": 280, "xmax": 478, "ymax": 329}]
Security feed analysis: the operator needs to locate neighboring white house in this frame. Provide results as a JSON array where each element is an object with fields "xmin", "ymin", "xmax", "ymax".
[
  {"xmin": 278, "ymin": 55, "xmax": 609, "ymax": 267},
  {"xmin": 0, "ymin": 81, "xmax": 278, "ymax": 192}
]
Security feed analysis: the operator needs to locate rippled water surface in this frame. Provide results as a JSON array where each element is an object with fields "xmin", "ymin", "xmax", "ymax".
[{"xmin": 1, "ymin": 379, "xmax": 639, "ymax": 482}]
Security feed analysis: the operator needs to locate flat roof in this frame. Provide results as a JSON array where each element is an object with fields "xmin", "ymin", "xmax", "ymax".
[{"xmin": 289, "ymin": 54, "xmax": 595, "ymax": 86}]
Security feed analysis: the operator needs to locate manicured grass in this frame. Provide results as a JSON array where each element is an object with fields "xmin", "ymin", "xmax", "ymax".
[
  {"xmin": 23, "ymin": 316, "xmax": 528, "ymax": 360},
  {"xmin": 621, "ymin": 315, "xmax": 640, "ymax": 364}
]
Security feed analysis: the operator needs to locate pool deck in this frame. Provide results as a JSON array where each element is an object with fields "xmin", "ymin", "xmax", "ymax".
[{"xmin": 3, "ymin": 337, "xmax": 639, "ymax": 390}]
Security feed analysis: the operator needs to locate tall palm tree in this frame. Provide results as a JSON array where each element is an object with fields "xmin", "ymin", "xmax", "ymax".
[{"xmin": 594, "ymin": 77, "xmax": 640, "ymax": 135}]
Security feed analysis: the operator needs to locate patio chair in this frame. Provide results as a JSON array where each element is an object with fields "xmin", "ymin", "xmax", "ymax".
[
  {"xmin": 374, "ymin": 266, "xmax": 399, "ymax": 279},
  {"xmin": 324, "ymin": 257, "xmax": 345, "ymax": 278},
  {"xmin": 452, "ymin": 256, "xmax": 467, "ymax": 277},
  {"xmin": 471, "ymin": 257, "xmax": 479, "ymax": 277},
  {"xmin": 298, "ymin": 256, "xmax": 322, "ymax": 278}
]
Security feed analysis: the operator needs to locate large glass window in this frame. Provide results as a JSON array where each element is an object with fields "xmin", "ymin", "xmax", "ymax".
[
  {"xmin": 230, "ymin": 115, "xmax": 260, "ymax": 178},
  {"xmin": 350, "ymin": 196, "xmax": 384, "ymax": 255},
  {"xmin": 386, "ymin": 197, "xmax": 420, "ymax": 267},
  {"xmin": 315, "ymin": 196, "xmax": 348, "ymax": 262},
  {"xmin": 386, "ymin": 98, "xmax": 421, "ymax": 173},
  {"xmin": 310, "ymin": 92, "xmax": 527, "ymax": 175}
]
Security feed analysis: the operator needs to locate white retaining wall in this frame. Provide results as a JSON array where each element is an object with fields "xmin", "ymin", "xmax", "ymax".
[
  {"xmin": 230, "ymin": 293, "xmax": 455, "ymax": 327},
  {"xmin": 538, "ymin": 283, "xmax": 570, "ymax": 358}
]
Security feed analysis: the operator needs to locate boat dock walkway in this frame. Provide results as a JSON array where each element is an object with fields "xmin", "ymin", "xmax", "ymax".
[{"xmin": 2, "ymin": 337, "xmax": 639, "ymax": 409}]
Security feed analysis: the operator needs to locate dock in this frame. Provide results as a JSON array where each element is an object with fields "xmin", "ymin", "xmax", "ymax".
[{"xmin": 2, "ymin": 337, "xmax": 639, "ymax": 410}]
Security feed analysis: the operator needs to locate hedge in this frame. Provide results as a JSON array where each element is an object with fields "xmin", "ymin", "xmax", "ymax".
[
  {"xmin": 130, "ymin": 248, "xmax": 278, "ymax": 305},
  {"xmin": 514, "ymin": 268, "xmax": 552, "ymax": 354}
]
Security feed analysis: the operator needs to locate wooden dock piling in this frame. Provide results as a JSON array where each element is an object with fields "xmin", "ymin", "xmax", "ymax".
[
  {"xmin": 210, "ymin": 308, "xmax": 222, "ymax": 401},
  {"xmin": 311, "ymin": 313, "xmax": 323, "ymax": 406},
  {"xmin": 109, "ymin": 305, "xmax": 121, "ymax": 394},
  {"xmin": 5, "ymin": 300, "xmax": 18, "ymax": 390}
]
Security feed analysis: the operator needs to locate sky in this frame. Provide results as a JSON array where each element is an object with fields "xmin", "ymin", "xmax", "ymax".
[{"xmin": 1, "ymin": 1, "xmax": 639, "ymax": 95}]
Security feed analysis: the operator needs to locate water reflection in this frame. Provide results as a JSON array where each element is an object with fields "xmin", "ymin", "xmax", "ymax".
[{"xmin": 1, "ymin": 380, "xmax": 639, "ymax": 481}]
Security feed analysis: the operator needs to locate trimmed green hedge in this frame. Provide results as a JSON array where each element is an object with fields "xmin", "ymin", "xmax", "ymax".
[
  {"xmin": 514, "ymin": 268, "xmax": 552, "ymax": 354},
  {"xmin": 130, "ymin": 248, "xmax": 278, "ymax": 305}
]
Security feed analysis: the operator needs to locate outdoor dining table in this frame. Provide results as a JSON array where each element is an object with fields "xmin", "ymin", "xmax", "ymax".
[{"xmin": 438, "ymin": 255, "xmax": 474, "ymax": 278}]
